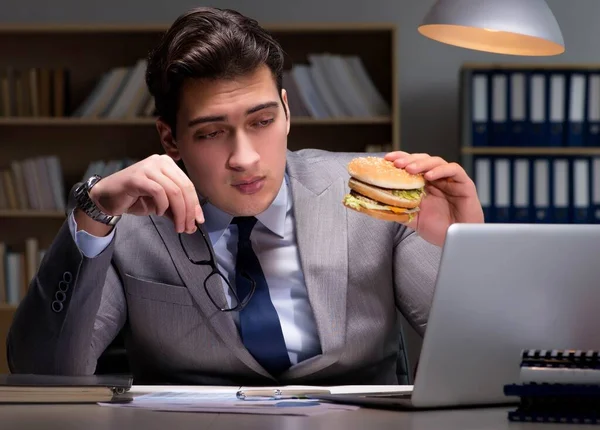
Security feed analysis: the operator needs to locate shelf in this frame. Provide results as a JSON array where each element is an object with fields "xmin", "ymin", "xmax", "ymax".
[
  {"xmin": 0, "ymin": 210, "xmax": 65, "ymax": 218},
  {"xmin": 0, "ymin": 118, "xmax": 156, "ymax": 126},
  {"xmin": 462, "ymin": 62, "xmax": 600, "ymax": 71},
  {"xmin": 293, "ymin": 117, "xmax": 391, "ymax": 125},
  {"xmin": 0, "ymin": 117, "xmax": 392, "ymax": 126},
  {"xmin": 0, "ymin": 304, "xmax": 16, "ymax": 311},
  {"xmin": 0, "ymin": 23, "xmax": 395, "ymax": 34},
  {"xmin": 462, "ymin": 147, "xmax": 600, "ymax": 156}
]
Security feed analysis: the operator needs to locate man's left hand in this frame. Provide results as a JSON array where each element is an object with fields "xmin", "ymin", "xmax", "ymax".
[{"xmin": 384, "ymin": 151, "xmax": 484, "ymax": 247}]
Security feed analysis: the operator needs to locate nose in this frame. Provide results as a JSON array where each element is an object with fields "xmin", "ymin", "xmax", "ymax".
[{"xmin": 228, "ymin": 132, "xmax": 260, "ymax": 171}]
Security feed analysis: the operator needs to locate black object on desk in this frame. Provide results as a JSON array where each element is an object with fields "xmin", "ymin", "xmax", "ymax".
[
  {"xmin": 505, "ymin": 349, "xmax": 600, "ymax": 424},
  {"xmin": 0, "ymin": 373, "xmax": 133, "ymax": 404}
]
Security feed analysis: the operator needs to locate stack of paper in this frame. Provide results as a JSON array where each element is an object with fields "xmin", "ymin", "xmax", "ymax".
[{"xmin": 100, "ymin": 384, "xmax": 412, "ymax": 416}]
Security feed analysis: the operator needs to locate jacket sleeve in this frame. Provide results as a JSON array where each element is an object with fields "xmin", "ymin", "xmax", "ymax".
[
  {"xmin": 393, "ymin": 226, "xmax": 443, "ymax": 336},
  {"xmin": 6, "ymin": 219, "xmax": 126, "ymax": 375}
]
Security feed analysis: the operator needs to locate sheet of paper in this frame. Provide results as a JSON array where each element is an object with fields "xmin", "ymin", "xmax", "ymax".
[
  {"xmin": 238, "ymin": 384, "xmax": 414, "ymax": 395},
  {"xmin": 100, "ymin": 390, "xmax": 359, "ymax": 416},
  {"xmin": 128, "ymin": 385, "xmax": 240, "ymax": 395}
]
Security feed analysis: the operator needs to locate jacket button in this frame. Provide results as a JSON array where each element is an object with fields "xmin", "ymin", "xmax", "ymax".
[
  {"xmin": 58, "ymin": 280, "xmax": 69, "ymax": 292},
  {"xmin": 51, "ymin": 301, "xmax": 63, "ymax": 313},
  {"xmin": 63, "ymin": 272, "xmax": 73, "ymax": 284}
]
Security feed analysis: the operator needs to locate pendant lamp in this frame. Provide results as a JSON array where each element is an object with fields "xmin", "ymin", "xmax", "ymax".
[{"xmin": 418, "ymin": 0, "xmax": 565, "ymax": 56}]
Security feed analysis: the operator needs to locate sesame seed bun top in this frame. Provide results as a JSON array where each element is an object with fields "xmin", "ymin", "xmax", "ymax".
[{"xmin": 347, "ymin": 156, "xmax": 424, "ymax": 190}]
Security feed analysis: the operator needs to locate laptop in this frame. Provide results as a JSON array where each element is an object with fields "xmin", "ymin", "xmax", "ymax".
[{"xmin": 310, "ymin": 223, "xmax": 600, "ymax": 410}]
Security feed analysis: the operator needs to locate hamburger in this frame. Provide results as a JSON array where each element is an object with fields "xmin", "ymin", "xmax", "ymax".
[{"xmin": 342, "ymin": 156, "xmax": 425, "ymax": 223}]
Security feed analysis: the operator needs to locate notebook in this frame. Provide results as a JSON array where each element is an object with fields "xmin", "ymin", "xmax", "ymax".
[
  {"xmin": 504, "ymin": 349, "xmax": 600, "ymax": 424},
  {"xmin": 0, "ymin": 374, "xmax": 133, "ymax": 403}
]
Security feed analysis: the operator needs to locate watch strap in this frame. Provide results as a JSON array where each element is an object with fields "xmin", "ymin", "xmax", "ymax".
[{"xmin": 74, "ymin": 175, "xmax": 121, "ymax": 226}]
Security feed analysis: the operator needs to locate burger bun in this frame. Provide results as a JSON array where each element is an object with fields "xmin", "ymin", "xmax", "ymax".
[
  {"xmin": 348, "ymin": 177, "xmax": 421, "ymax": 209},
  {"xmin": 348, "ymin": 156, "xmax": 424, "ymax": 190}
]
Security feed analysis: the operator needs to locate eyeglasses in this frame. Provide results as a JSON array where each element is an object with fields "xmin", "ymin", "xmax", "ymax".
[{"xmin": 178, "ymin": 224, "xmax": 256, "ymax": 312}]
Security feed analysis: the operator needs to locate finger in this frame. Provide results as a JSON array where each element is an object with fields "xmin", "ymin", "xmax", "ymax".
[
  {"xmin": 393, "ymin": 153, "xmax": 431, "ymax": 169},
  {"xmin": 160, "ymin": 160, "xmax": 201, "ymax": 233},
  {"xmin": 384, "ymin": 151, "xmax": 409, "ymax": 161},
  {"xmin": 127, "ymin": 175, "xmax": 170, "ymax": 217},
  {"xmin": 404, "ymin": 156, "xmax": 448, "ymax": 175},
  {"xmin": 145, "ymin": 170, "xmax": 187, "ymax": 233},
  {"xmin": 424, "ymin": 162, "xmax": 472, "ymax": 184}
]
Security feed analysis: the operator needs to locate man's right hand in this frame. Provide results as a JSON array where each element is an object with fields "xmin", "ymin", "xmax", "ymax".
[{"xmin": 75, "ymin": 154, "xmax": 204, "ymax": 236}]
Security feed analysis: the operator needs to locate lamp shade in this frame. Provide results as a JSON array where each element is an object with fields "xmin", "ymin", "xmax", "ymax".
[{"xmin": 418, "ymin": 0, "xmax": 565, "ymax": 56}]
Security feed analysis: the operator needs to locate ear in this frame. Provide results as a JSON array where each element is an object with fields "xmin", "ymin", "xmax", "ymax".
[
  {"xmin": 156, "ymin": 118, "xmax": 181, "ymax": 161},
  {"xmin": 281, "ymin": 88, "xmax": 290, "ymax": 135}
]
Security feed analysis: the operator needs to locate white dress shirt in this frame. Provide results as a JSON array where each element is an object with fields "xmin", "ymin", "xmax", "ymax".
[{"xmin": 68, "ymin": 174, "xmax": 322, "ymax": 365}]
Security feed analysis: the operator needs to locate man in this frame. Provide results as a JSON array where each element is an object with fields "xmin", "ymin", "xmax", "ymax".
[{"xmin": 7, "ymin": 7, "xmax": 483, "ymax": 385}]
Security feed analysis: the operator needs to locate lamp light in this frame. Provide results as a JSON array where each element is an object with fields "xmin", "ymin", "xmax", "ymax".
[{"xmin": 418, "ymin": 0, "xmax": 565, "ymax": 56}]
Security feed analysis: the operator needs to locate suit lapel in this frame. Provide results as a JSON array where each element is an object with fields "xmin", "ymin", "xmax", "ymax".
[
  {"xmin": 149, "ymin": 215, "xmax": 274, "ymax": 380},
  {"xmin": 282, "ymin": 151, "xmax": 349, "ymax": 379}
]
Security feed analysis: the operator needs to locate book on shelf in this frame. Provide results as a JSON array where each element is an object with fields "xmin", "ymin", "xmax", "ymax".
[
  {"xmin": 71, "ymin": 53, "xmax": 390, "ymax": 120},
  {"xmin": 0, "ymin": 155, "xmax": 141, "ymax": 214},
  {"xmin": 0, "ymin": 155, "xmax": 65, "ymax": 213},
  {"xmin": 0, "ymin": 238, "xmax": 44, "ymax": 306},
  {"xmin": 287, "ymin": 53, "xmax": 390, "ymax": 119},
  {"xmin": 0, "ymin": 66, "xmax": 70, "ymax": 117},
  {"xmin": 72, "ymin": 59, "xmax": 153, "ymax": 119},
  {"xmin": 80, "ymin": 158, "xmax": 139, "ymax": 182}
]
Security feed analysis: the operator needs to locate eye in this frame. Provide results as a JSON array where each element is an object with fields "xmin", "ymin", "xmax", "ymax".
[
  {"xmin": 196, "ymin": 130, "xmax": 223, "ymax": 140},
  {"xmin": 254, "ymin": 118, "xmax": 274, "ymax": 128}
]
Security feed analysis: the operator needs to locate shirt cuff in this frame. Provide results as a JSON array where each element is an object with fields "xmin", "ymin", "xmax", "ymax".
[{"xmin": 68, "ymin": 210, "xmax": 115, "ymax": 258}]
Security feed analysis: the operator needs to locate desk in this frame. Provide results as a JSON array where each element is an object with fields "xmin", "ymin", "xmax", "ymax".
[{"xmin": 0, "ymin": 405, "xmax": 592, "ymax": 430}]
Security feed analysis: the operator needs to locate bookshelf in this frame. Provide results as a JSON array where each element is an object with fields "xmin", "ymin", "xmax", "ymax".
[
  {"xmin": 0, "ymin": 23, "xmax": 399, "ymax": 374},
  {"xmin": 459, "ymin": 63, "xmax": 600, "ymax": 225}
]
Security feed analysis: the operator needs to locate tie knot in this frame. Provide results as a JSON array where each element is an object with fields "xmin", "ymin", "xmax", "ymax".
[{"xmin": 232, "ymin": 216, "xmax": 258, "ymax": 243}]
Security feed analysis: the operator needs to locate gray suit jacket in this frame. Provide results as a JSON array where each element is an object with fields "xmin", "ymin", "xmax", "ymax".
[{"xmin": 7, "ymin": 149, "xmax": 442, "ymax": 385}]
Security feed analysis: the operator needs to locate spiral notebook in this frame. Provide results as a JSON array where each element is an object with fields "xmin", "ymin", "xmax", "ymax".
[
  {"xmin": 505, "ymin": 350, "xmax": 600, "ymax": 425},
  {"xmin": 0, "ymin": 374, "xmax": 133, "ymax": 403},
  {"xmin": 521, "ymin": 349, "xmax": 600, "ymax": 369}
]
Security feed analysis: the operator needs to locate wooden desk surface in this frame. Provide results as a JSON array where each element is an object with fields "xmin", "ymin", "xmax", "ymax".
[{"xmin": 0, "ymin": 404, "xmax": 591, "ymax": 430}]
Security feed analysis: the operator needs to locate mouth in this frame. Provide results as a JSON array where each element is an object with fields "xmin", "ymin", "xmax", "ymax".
[
  {"xmin": 232, "ymin": 176, "xmax": 264, "ymax": 186},
  {"xmin": 231, "ymin": 176, "xmax": 266, "ymax": 195}
]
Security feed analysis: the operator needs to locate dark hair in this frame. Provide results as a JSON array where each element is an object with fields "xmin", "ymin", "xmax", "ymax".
[{"xmin": 145, "ymin": 7, "xmax": 287, "ymax": 138}]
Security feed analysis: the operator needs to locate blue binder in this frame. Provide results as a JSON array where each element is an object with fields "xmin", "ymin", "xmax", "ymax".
[
  {"xmin": 493, "ymin": 157, "xmax": 512, "ymax": 222},
  {"xmin": 571, "ymin": 157, "xmax": 592, "ymax": 223},
  {"xmin": 550, "ymin": 157, "xmax": 571, "ymax": 223},
  {"xmin": 511, "ymin": 157, "xmax": 533, "ymax": 223},
  {"xmin": 490, "ymin": 71, "xmax": 510, "ymax": 147},
  {"xmin": 528, "ymin": 72, "xmax": 549, "ymax": 147},
  {"xmin": 473, "ymin": 156, "xmax": 493, "ymax": 222},
  {"xmin": 548, "ymin": 72, "xmax": 567, "ymax": 147},
  {"xmin": 532, "ymin": 157, "xmax": 551, "ymax": 223},
  {"xmin": 585, "ymin": 71, "xmax": 600, "ymax": 147},
  {"xmin": 471, "ymin": 71, "xmax": 489, "ymax": 147},
  {"xmin": 565, "ymin": 71, "xmax": 588, "ymax": 147},
  {"xmin": 508, "ymin": 70, "xmax": 528, "ymax": 148}
]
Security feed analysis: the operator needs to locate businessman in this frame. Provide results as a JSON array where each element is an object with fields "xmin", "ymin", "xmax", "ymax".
[{"xmin": 7, "ymin": 7, "xmax": 484, "ymax": 385}]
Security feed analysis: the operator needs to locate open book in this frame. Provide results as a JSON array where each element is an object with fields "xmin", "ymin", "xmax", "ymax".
[{"xmin": 0, "ymin": 374, "xmax": 133, "ymax": 403}]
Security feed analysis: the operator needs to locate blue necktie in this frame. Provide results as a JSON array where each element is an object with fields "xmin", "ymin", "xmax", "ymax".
[{"xmin": 233, "ymin": 216, "xmax": 291, "ymax": 375}]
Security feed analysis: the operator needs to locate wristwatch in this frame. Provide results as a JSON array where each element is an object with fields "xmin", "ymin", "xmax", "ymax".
[{"xmin": 71, "ymin": 175, "xmax": 121, "ymax": 226}]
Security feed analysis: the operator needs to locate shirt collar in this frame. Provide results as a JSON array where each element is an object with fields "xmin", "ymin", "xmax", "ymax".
[{"xmin": 203, "ymin": 174, "xmax": 289, "ymax": 246}]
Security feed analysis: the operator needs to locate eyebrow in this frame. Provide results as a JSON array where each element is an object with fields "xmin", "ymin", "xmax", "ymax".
[{"xmin": 187, "ymin": 101, "xmax": 280, "ymax": 128}]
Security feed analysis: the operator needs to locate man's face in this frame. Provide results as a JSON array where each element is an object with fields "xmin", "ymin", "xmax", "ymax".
[{"xmin": 160, "ymin": 64, "xmax": 290, "ymax": 217}]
